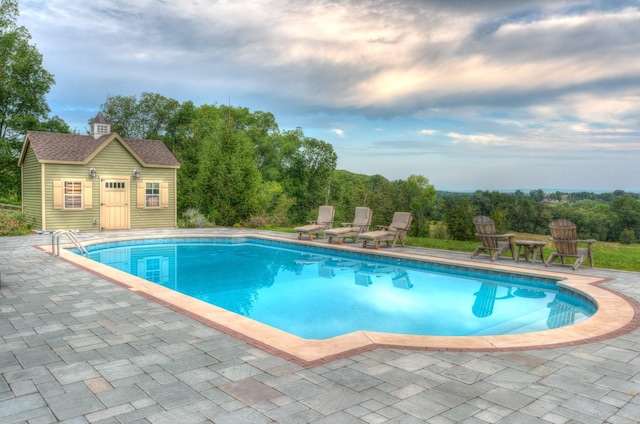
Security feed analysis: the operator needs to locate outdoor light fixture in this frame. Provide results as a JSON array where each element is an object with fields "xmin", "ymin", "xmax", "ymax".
[
  {"xmin": 89, "ymin": 168, "xmax": 96, "ymax": 178},
  {"xmin": 133, "ymin": 169, "xmax": 140, "ymax": 178}
]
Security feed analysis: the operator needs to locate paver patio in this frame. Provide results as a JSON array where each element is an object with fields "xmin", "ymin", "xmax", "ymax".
[{"xmin": 1, "ymin": 229, "xmax": 640, "ymax": 423}]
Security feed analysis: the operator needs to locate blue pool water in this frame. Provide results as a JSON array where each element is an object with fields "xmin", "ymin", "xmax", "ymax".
[{"xmin": 77, "ymin": 237, "xmax": 595, "ymax": 339}]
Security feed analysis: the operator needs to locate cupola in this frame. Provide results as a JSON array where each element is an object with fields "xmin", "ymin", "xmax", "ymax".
[{"xmin": 89, "ymin": 112, "xmax": 111, "ymax": 139}]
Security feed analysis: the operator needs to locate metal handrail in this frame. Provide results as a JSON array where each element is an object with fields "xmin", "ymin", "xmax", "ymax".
[{"xmin": 51, "ymin": 230, "xmax": 88, "ymax": 257}]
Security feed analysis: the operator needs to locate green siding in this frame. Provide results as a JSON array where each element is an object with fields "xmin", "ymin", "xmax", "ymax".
[
  {"xmin": 40, "ymin": 139, "xmax": 177, "ymax": 231},
  {"xmin": 21, "ymin": 148, "xmax": 43, "ymax": 230},
  {"xmin": 43, "ymin": 162, "xmax": 98, "ymax": 231},
  {"xmin": 130, "ymin": 167, "xmax": 177, "ymax": 229}
]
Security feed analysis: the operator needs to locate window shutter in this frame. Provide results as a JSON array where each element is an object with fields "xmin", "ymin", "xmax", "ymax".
[
  {"xmin": 161, "ymin": 257, "xmax": 169, "ymax": 282},
  {"xmin": 137, "ymin": 182, "xmax": 145, "ymax": 208},
  {"xmin": 137, "ymin": 259, "xmax": 145, "ymax": 275},
  {"xmin": 53, "ymin": 181, "xmax": 63, "ymax": 209},
  {"xmin": 84, "ymin": 181, "xmax": 92, "ymax": 208},
  {"xmin": 161, "ymin": 182, "xmax": 169, "ymax": 208}
]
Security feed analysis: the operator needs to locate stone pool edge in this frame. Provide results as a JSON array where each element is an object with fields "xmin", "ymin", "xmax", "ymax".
[{"xmin": 39, "ymin": 232, "xmax": 640, "ymax": 368}]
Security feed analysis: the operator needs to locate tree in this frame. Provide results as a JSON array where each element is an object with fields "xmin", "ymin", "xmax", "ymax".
[
  {"xmin": 192, "ymin": 108, "xmax": 263, "ymax": 226},
  {"xmin": 529, "ymin": 189, "xmax": 545, "ymax": 203},
  {"xmin": 611, "ymin": 196, "xmax": 640, "ymax": 242},
  {"xmin": 327, "ymin": 170, "xmax": 370, "ymax": 224},
  {"xmin": 36, "ymin": 115, "xmax": 72, "ymax": 133},
  {"xmin": 165, "ymin": 101, "xmax": 199, "ymax": 212},
  {"xmin": 280, "ymin": 129, "xmax": 337, "ymax": 223},
  {"xmin": 366, "ymin": 174, "xmax": 398, "ymax": 227},
  {"xmin": 442, "ymin": 196, "xmax": 476, "ymax": 241},
  {"xmin": 100, "ymin": 92, "xmax": 180, "ymax": 139},
  {"xmin": 402, "ymin": 175, "xmax": 436, "ymax": 237},
  {"xmin": 0, "ymin": 0, "xmax": 56, "ymax": 198}
]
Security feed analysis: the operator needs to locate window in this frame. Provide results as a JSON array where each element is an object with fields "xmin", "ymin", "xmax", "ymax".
[
  {"xmin": 53, "ymin": 180, "xmax": 92, "ymax": 210},
  {"xmin": 145, "ymin": 257, "xmax": 161, "ymax": 282},
  {"xmin": 104, "ymin": 181, "xmax": 126, "ymax": 190},
  {"xmin": 96, "ymin": 124, "xmax": 109, "ymax": 134},
  {"xmin": 137, "ymin": 181, "xmax": 168, "ymax": 209},
  {"xmin": 137, "ymin": 257, "xmax": 169, "ymax": 284},
  {"xmin": 146, "ymin": 182, "xmax": 160, "ymax": 208},
  {"xmin": 64, "ymin": 181, "xmax": 83, "ymax": 209}
]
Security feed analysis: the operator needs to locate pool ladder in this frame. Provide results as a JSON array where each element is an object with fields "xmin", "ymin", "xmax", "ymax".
[{"xmin": 52, "ymin": 230, "xmax": 88, "ymax": 257}]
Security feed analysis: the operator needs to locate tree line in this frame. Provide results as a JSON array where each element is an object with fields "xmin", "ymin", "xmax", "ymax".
[
  {"xmin": 439, "ymin": 190, "xmax": 640, "ymax": 243},
  {"xmin": 100, "ymin": 93, "xmax": 437, "ymax": 233}
]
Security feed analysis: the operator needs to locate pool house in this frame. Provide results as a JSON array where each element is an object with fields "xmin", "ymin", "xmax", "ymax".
[{"xmin": 18, "ymin": 113, "xmax": 180, "ymax": 232}]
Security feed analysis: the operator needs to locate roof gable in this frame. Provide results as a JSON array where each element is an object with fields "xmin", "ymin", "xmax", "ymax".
[{"xmin": 19, "ymin": 131, "xmax": 180, "ymax": 168}]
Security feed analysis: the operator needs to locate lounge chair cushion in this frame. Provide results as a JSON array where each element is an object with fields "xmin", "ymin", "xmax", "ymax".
[
  {"xmin": 325, "ymin": 207, "xmax": 372, "ymax": 244},
  {"xmin": 359, "ymin": 212, "xmax": 412, "ymax": 249},
  {"xmin": 294, "ymin": 206, "xmax": 335, "ymax": 240}
]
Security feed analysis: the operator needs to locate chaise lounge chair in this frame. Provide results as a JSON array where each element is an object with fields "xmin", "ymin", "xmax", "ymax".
[
  {"xmin": 545, "ymin": 219, "xmax": 595, "ymax": 270},
  {"xmin": 324, "ymin": 207, "xmax": 372, "ymax": 244},
  {"xmin": 294, "ymin": 205, "xmax": 335, "ymax": 240},
  {"xmin": 471, "ymin": 215, "xmax": 515, "ymax": 261},
  {"xmin": 359, "ymin": 212, "xmax": 412, "ymax": 249}
]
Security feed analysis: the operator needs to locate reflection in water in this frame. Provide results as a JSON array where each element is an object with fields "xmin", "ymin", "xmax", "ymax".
[
  {"xmin": 472, "ymin": 283, "xmax": 498, "ymax": 318},
  {"xmin": 547, "ymin": 295, "xmax": 577, "ymax": 329},
  {"xmin": 471, "ymin": 281, "xmax": 581, "ymax": 331},
  {"xmin": 514, "ymin": 288, "xmax": 547, "ymax": 298},
  {"xmin": 392, "ymin": 271, "xmax": 413, "ymax": 290},
  {"xmin": 320, "ymin": 260, "xmax": 413, "ymax": 289},
  {"xmin": 87, "ymin": 240, "xmax": 595, "ymax": 339}
]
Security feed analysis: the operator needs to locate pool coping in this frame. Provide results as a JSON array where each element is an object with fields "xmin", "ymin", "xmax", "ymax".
[{"xmin": 40, "ymin": 233, "xmax": 640, "ymax": 368}]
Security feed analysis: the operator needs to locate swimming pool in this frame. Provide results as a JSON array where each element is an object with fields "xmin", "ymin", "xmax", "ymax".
[
  {"xmin": 75, "ymin": 237, "xmax": 595, "ymax": 339},
  {"xmin": 55, "ymin": 232, "xmax": 636, "ymax": 365}
]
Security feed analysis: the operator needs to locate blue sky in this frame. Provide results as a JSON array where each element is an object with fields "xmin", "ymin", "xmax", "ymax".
[{"xmin": 17, "ymin": 0, "xmax": 640, "ymax": 191}]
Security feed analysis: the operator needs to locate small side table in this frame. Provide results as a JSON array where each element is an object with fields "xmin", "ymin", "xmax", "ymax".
[{"xmin": 515, "ymin": 240, "xmax": 546, "ymax": 264}]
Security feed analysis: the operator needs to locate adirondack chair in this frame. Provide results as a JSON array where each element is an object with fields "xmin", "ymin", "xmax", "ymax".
[
  {"xmin": 545, "ymin": 219, "xmax": 595, "ymax": 270},
  {"xmin": 471, "ymin": 215, "xmax": 515, "ymax": 261},
  {"xmin": 359, "ymin": 212, "xmax": 412, "ymax": 249},
  {"xmin": 324, "ymin": 207, "xmax": 372, "ymax": 244},
  {"xmin": 294, "ymin": 206, "xmax": 335, "ymax": 240}
]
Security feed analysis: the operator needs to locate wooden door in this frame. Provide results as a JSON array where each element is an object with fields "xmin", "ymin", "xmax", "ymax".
[{"xmin": 100, "ymin": 178, "xmax": 130, "ymax": 230}]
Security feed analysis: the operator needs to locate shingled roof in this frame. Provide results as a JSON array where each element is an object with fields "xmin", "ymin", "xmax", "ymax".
[
  {"xmin": 20, "ymin": 131, "xmax": 180, "ymax": 168},
  {"xmin": 92, "ymin": 112, "xmax": 110, "ymax": 124}
]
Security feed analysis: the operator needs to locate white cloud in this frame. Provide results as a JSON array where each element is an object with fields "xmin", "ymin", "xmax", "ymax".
[{"xmin": 446, "ymin": 133, "xmax": 509, "ymax": 145}]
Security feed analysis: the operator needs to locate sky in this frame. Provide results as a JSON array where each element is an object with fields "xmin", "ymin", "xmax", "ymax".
[{"xmin": 16, "ymin": 0, "xmax": 640, "ymax": 192}]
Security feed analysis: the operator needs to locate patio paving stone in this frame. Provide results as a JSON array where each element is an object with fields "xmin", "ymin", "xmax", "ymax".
[{"xmin": 2, "ymin": 228, "xmax": 640, "ymax": 422}]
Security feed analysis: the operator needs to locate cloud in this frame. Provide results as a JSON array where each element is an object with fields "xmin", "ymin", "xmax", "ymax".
[
  {"xmin": 446, "ymin": 133, "xmax": 510, "ymax": 145},
  {"xmin": 16, "ymin": 0, "xmax": 640, "ymax": 190}
]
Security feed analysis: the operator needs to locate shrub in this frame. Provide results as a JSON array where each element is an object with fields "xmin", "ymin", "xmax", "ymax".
[
  {"xmin": 178, "ymin": 208, "xmax": 213, "ymax": 228},
  {"xmin": 620, "ymin": 228, "xmax": 635, "ymax": 245},
  {"xmin": 244, "ymin": 215, "xmax": 270, "ymax": 228},
  {"xmin": 431, "ymin": 222, "xmax": 449, "ymax": 239},
  {"xmin": 0, "ymin": 212, "xmax": 32, "ymax": 236}
]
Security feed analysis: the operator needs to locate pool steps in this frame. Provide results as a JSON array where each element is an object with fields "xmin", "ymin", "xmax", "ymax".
[{"xmin": 51, "ymin": 230, "xmax": 88, "ymax": 257}]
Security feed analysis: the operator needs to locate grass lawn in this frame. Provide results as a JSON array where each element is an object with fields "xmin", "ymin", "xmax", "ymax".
[
  {"xmin": 275, "ymin": 227, "xmax": 640, "ymax": 272},
  {"xmin": 407, "ymin": 233, "xmax": 640, "ymax": 272}
]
